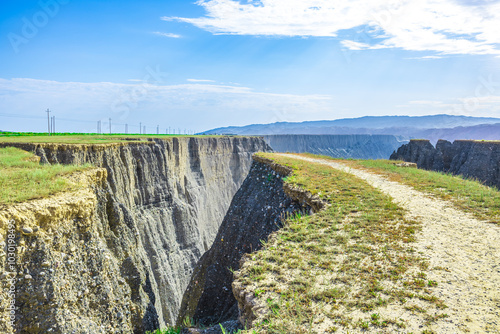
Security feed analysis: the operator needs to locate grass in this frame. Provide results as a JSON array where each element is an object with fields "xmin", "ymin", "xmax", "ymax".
[
  {"xmin": 145, "ymin": 328, "xmax": 181, "ymax": 334},
  {"xmin": 0, "ymin": 132, "xmax": 232, "ymax": 144},
  {"xmin": 0, "ymin": 147, "xmax": 91, "ymax": 204},
  {"xmin": 304, "ymin": 155, "xmax": 500, "ymax": 224},
  {"xmin": 146, "ymin": 323, "xmax": 247, "ymax": 334},
  {"xmin": 235, "ymin": 153, "xmax": 446, "ymax": 333}
]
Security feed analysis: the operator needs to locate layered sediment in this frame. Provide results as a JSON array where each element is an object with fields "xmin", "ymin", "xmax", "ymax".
[
  {"xmin": 0, "ymin": 137, "xmax": 270, "ymax": 333},
  {"xmin": 177, "ymin": 155, "xmax": 324, "ymax": 328},
  {"xmin": 390, "ymin": 139, "xmax": 500, "ymax": 189},
  {"xmin": 263, "ymin": 134, "xmax": 407, "ymax": 160}
]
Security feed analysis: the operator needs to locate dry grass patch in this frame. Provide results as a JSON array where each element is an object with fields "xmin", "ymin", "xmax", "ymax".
[
  {"xmin": 298, "ymin": 155, "xmax": 500, "ymax": 224},
  {"xmin": 235, "ymin": 153, "xmax": 446, "ymax": 333}
]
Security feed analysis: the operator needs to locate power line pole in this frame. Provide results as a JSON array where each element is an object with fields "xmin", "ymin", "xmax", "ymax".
[
  {"xmin": 51, "ymin": 116, "xmax": 55, "ymax": 134},
  {"xmin": 46, "ymin": 109, "xmax": 51, "ymax": 135},
  {"xmin": 143, "ymin": 125, "xmax": 146, "ymax": 134},
  {"xmin": 109, "ymin": 118, "xmax": 112, "ymax": 134},
  {"xmin": 157, "ymin": 125, "xmax": 159, "ymax": 135}
]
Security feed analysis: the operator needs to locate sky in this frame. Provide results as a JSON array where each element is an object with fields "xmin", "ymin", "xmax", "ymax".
[{"xmin": 1, "ymin": 0, "xmax": 500, "ymax": 133}]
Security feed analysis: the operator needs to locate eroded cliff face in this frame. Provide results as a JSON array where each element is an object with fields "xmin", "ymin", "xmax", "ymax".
[
  {"xmin": 177, "ymin": 156, "xmax": 325, "ymax": 331},
  {"xmin": 177, "ymin": 158, "xmax": 302, "ymax": 327},
  {"xmin": 263, "ymin": 134, "xmax": 408, "ymax": 160},
  {"xmin": 0, "ymin": 137, "xmax": 270, "ymax": 333},
  {"xmin": 391, "ymin": 139, "xmax": 500, "ymax": 189}
]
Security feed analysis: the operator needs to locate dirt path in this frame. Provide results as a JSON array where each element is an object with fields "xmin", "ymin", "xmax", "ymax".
[{"xmin": 280, "ymin": 154, "xmax": 500, "ymax": 333}]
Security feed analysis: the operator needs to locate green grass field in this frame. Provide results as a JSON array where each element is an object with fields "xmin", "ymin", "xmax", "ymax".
[{"xmin": 0, "ymin": 147, "xmax": 91, "ymax": 204}]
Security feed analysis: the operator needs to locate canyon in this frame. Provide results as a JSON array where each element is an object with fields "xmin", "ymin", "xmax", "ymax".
[
  {"xmin": 1, "ymin": 136, "xmax": 499, "ymax": 333},
  {"xmin": 0, "ymin": 137, "xmax": 279, "ymax": 333},
  {"xmin": 263, "ymin": 134, "xmax": 407, "ymax": 159}
]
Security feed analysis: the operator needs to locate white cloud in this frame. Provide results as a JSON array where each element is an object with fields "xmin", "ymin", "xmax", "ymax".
[
  {"xmin": 0, "ymin": 78, "xmax": 333, "ymax": 132},
  {"xmin": 402, "ymin": 95, "xmax": 500, "ymax": 116},
  {"xmin": 164, "ymin": 0, "xmax": 500, "ymax": 56},
  {"xmin": 409, "ymin": 100, "xmax": 446, "ymax": 105},
  {"xmin": 152, "ymin": 31, "xmax": 182, "ymax": 38},
  {"xmin": 187, "ymin": 79, "xmax": 216, "ymax": 83}
]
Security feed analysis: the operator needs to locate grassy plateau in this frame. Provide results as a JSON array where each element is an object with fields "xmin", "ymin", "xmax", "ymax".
[
  {"xmin": 296, "ymin": 154, "xmax": 500, "ymax": 224},
  {"xmin": 0, "ymin": 147, "xmax": 91, "ymax": 204},
  {"xmin": 233, "ymin": 152, "xmax": 450, "ymax": 334}
]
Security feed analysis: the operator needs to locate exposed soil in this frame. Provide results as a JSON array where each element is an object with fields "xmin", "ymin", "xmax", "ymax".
[{"xmin": 280, "ymin": 154, "xmax": 500, "ymax": 334}]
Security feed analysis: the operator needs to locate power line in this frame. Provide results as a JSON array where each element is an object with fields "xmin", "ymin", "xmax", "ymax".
[
  {"xmin": 46, "ymin": 109, "xmax": 51, "ymax": 135},
  {"xmin": 0, "ymin": 111, "xmax": 195, "ymax": 135}
]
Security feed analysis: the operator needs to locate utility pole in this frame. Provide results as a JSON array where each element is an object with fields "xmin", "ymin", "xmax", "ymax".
[
  {"xmin": 109, "ymin": 118, "xmax": 112, "ymax": 134},
  {"xmin": 97, "ymin": 121, "xmax": 100, "ymax": 134},
  {"xmin": 46, "ymin": 109, "xmax": 51, "ymax": 135},
  {"xmin": 51, "ymin": 116, "xmax": 55, "ymax": 134},
  {"xmin": 157, "ymin": 125, "xmax": 159, "ymax": 135}
]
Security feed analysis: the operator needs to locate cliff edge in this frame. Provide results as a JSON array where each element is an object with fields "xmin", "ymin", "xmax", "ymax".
[
  {"xmin": 390, "ymin": 139, "xmax": 500, "ymax": 189},
  {"xmin": 0, "ymin": 137, "xmax": 270, "ymax": 333}
]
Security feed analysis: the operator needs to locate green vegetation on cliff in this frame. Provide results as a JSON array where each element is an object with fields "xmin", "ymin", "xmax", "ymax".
[
  {"xmin": 235, "ymin": 153, "xmax": 446, "ymax": 333},
  {"xmin": 0, "ymin": 147, "xmax": 90, "ymax": 204}
]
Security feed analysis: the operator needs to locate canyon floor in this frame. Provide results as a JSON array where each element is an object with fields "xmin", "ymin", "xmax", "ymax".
[{"xmin": 278, "ymin": 154, "xmax": 500, "ymax": 334}]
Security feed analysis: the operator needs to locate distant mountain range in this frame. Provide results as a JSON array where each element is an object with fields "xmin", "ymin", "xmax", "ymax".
[{"xmin": 201, "ymin": 115, "xmax": 500, "ymax": 143}]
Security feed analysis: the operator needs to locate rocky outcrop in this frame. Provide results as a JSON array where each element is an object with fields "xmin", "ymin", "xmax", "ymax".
[
  {"xmin": 391, "ymin": 139, "xmax": 500, "ymax": 189},
  {"xmin": 0, "ymin": 137, "xmax": 270, "ymax": 333},
  {"xmin": 263, "ymin": 135, "xmax": 408, "ymax": 160},
  {"xmin": 177, "ymin": 155, "xmax": 326, "ymax": 329},
  {"xmin": 176, "ymin": 157, "xmax": 308, "ymax": 327}
]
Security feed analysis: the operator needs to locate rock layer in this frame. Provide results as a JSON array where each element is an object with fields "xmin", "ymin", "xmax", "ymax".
[
  {"xmin": 178, "ymin": 155, "xmax": 327, "ymax": 329},
  {"xmin": 0, "ymin": 137, "xmax": 270, "ymax": 333},
  {"xmin": 177, "ymin": 156, "xmax": 310, "ymax": 327},
  {"xmin": 390, "ymin": 139, "xmax": 500, "ymax": 189},
  {"xmin": 263, "ymin": 134, "xmax": 407, "ymax": 160}
]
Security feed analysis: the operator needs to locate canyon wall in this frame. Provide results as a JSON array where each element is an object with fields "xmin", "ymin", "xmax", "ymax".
[
  {"xmin": 390, "ymin": 139, "xmax": 500, "ymax": 189},
  {"xmin": 176, "ymin": 156, "xmax": 323, "ymax": 328},
  {"xmin": 0, "ymin": 137, "xmax": 270, "ymax": 333},
  {"xmin": 263, "ymin": 134, "xmax": 407, "ymax": 160}
]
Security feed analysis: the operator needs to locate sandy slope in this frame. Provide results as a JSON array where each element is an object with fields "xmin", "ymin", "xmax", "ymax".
[{"xmin": 280, "ymin": 154, "xmax": 500, "ymax": 334}]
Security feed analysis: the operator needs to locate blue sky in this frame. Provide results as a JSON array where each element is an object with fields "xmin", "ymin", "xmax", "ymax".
[{"xmin": 1, "ymin": 0, "xmax": 500, "ymax": 133}]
